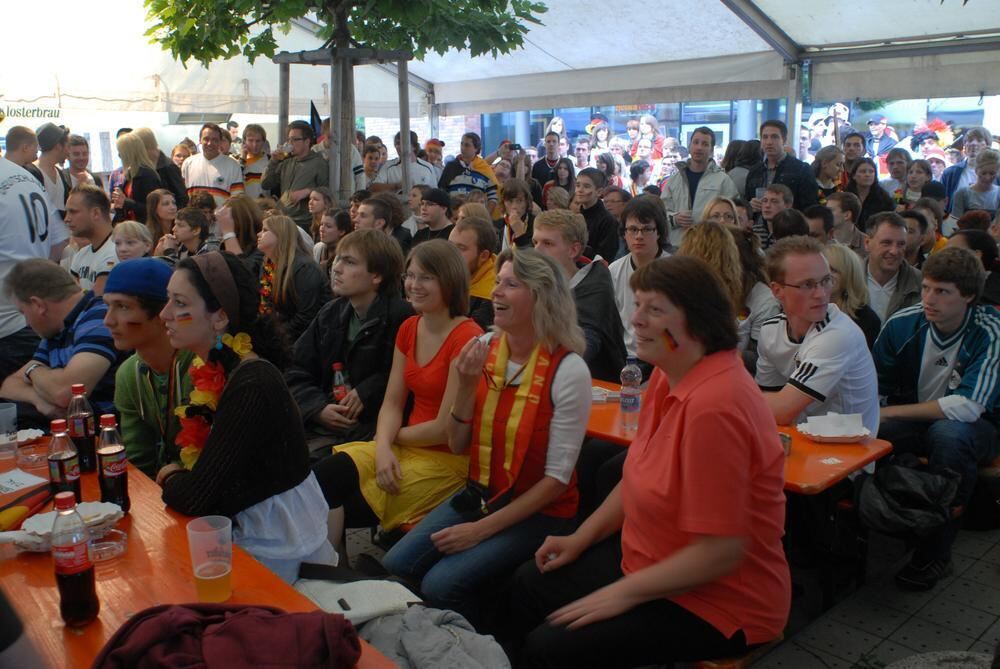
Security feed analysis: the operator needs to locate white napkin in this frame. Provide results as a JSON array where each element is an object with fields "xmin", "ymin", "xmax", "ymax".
[{"xmin": 802, "ymin": 413, "xmax": 864, "ymax": 437}]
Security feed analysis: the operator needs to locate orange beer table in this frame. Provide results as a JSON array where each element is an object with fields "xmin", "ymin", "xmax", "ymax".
[
  {"xmin": 587, "ymin": 381, "xmax": 892, "ymax": 494},
  {"xmin": 0, "ymin": 460, "xmax": 396, "ymax": 669}
]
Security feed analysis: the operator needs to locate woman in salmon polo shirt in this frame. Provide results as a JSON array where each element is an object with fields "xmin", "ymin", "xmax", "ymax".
[{"xmin": 507, "ymin": 255, "xmax": 790, "ymax": 668}]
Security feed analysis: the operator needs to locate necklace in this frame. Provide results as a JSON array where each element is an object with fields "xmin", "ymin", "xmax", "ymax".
[{"xmin": 175, "ymin": 333, "xmax": 254, "ymax": 469}]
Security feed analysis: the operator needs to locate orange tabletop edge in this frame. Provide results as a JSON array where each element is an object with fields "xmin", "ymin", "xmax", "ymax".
[{"xmin": 0, "ymin": 460, "xmax": 396, "ymax": 669}]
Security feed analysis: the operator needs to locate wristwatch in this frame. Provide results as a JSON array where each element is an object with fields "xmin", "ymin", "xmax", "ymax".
[
  {"xmin": 23, "ymin": 362, "xmax": 44, "ymax": 383},
  {"xmin": 222, "ymin": 232, "xmax": 237, "ymax": 241}
]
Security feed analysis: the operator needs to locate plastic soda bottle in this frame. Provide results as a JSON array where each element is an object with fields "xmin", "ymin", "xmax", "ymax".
[
  {"xmin": 620, "ymin": 357, "xmax": 642, "ymax": 432},
  {"xmin": 97, "ymin": 414, "xmax": 130, "ymax": 514},
  {"xmin": 47, "ymin": 419, "xmax": 81, "ymax": 503},
  {"xmin": 331, "ymin": 362, "xmax": 351, "ymax": 403},
  {"xmin": 51, "ymin": 491, "xmax": 100, "ymax": 627},
  {"xmin": 67, "ymin": 384, "xmax": 97, "ymax": 473}
]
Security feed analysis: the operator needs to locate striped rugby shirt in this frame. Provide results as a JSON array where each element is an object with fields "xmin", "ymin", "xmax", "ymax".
[
  {"xmin": 181, "ymin": 153, "xmax": 244, "ymax": 207},
  {"xmin": 755, "ymin": 303, "xmax": 880, "ymax": 435}
]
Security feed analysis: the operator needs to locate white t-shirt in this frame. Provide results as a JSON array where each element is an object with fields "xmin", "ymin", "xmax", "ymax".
[
  {"xmin": 69, "ymin": 232, "xmax": 118, "ymax": 291},
  {"xmin": 917, "ymin": 329, "xmax": 964, "ymax": 404},
  {"xmin": 866, "ymin": 269, "xmax": 897, "ymax": 324},
  {"xmin": 373, "ymin": 157, "xmax": 438, "ymax": 199},
  {"xmin": 181, "ymin": 153, "xmax": 244, "ymax": 207},
  {"xmin": 608, "ymin": 254, "xmax": 637, "ymax": 357},
  {"xmin": 737, "ymin": 281, "xmax": 781, "ymax": 351},
  {"xmin": 756, "ymin": 304, "xmax": 880, "ymax": 436},
  {"xmin": 0, "ymin": 158, "xmax": 57, "ymax": 338},
  {"xmin": 480, "ymin": 332, "xmax": 592, "ymax": 483}
]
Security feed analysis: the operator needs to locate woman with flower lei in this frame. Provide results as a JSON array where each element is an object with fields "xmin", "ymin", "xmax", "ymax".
[
  {"xmin": 156, "ymin": 251, "xmax": 336, "ymax": 583},
  {"xmin": 256, "ymin": 214, "xmax": 331, "ymax": 341},
  {"xmin": 811, "ymin": 145, "xmax": 845, "ymax": 206}
]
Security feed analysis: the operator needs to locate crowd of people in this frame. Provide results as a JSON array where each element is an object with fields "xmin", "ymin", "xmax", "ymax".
[{"xmin": 1, "ymin": 109, "xmax": 998, "ymax": 667}]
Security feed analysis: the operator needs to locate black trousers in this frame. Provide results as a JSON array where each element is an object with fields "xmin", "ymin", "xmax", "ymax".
[
  {"xmin": 506, "ymin": 536, "xmax": 750, "ymax": 669},
  {"xmin": 575, "ymin": 439, "xmax": 627, "ymax": 521}
]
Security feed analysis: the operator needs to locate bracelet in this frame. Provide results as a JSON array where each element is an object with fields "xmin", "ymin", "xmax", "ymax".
[
  {"xmin": 221, "ymin": 232, "xmax": 237, "ymax": 241},
  {"xmin": 449, "ymin": 409, "xmax": 473, "ymax": 425}
]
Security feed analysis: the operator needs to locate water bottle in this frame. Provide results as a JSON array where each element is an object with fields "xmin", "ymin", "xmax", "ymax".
[
  {"xmin": 47, "ymin": 419, "xmax": 81, "ymax": 503},
  {"xmin": 620, "ymin": 357, "xmax": 642, "ymax": 432},
  {"xmin": 51, "ymin": 491, "xmax": 100, "ymax": 627},
  {"xmin": 97, "ymin": 414, "xmax": 130, "ymax": 514},
  {"xmin": 67, "ymin": 384, "xmax": 97, "ymax": 473},
  {"xmin": 331, "ymin": 362, "xmax": 351, "ymax": 403}
]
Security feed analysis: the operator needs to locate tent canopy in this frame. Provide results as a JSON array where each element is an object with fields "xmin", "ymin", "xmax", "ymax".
[
  {"xmin": 2, "ymin": 1, "xmax": 998, "ymax": 120},
  {"xmin": 406, "ymin": 0, "xmax": 1000, "ymax": 113},
  {"xmin": 0, "ymin": 0, "xmax": 426, "ymax": 118}
]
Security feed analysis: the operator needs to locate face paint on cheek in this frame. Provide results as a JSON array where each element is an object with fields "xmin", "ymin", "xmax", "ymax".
[
  {"xmin": 662, "ymin": 329, "xmax": 678, "ymax": 352},
  {"xmin": 176, "ymin": 312, "xmax": 194, "ymax": 327}
]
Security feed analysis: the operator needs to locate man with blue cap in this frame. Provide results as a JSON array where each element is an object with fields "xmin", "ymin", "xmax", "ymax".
[{"xmin": 102, "ymin": 258, "xmax": 195, "ymax": 478}]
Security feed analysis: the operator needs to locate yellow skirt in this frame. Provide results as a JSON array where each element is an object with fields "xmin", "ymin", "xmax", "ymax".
[{"xmin": 334, "ymin": 441, "xmax": 469, "ymax": 531}]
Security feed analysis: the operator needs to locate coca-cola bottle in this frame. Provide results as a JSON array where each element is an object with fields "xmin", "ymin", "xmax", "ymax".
[
  {"xmin": 47, "ymin": 419, "xmax": 81, "ymax": 503},
  {"xmin": 97, "ymin": 414, "xmax": 130, "ymax": 514},
  {"xmin": 67, "ymin": 384, "xmax": 97, "ymax": 473},
  {"xmin": 331, "ymin": 362, "xmax": 351, "ymax": 403},
  {"xmin": 51, "ymin": 491, "xmax": 100, "ymax": 627}
]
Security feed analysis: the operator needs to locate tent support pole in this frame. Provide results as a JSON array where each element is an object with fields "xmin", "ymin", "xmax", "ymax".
[
  {"xmin": 398, "ymin": 60, "xmax": 412, "ymax": 200},
  {"xmin": 329, "ymin": 51, "xmax": 343, "ymax": 202},
  {"xmin": 785, "ymin": 64, "xmax": 802, "ymax": 152},
  {"xmin": 278, "ymin": 63, "xmax": 290, "ymax": 145}
]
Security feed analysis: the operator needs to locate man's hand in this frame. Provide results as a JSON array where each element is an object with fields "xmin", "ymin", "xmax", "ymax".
[
  {"xmin": 290, "ymin": 188, "xmax": 312, "ymax": 204},
  {"xmin": 317, "ymin": 404, "xmax": 358, "ymax": 431},
  {"xmin": 673, "ymin": 211, "xmax": 693, "ymax": 228},
  {"xmin": 340, "ymin": 389, "xmax": 364, "ymax": 420},
  {"xmin": 156, "ymin": 234, "xmax": 178, "ymax": 254}
]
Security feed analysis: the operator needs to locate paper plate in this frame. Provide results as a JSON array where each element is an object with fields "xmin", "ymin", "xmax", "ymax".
[
  {"xmin": 7, "ymin": 502, "xmax": 125, "ymax": 551},
  {"xmin": 797, "ymin": 426, "xmax": 871, "ymax": 444}
]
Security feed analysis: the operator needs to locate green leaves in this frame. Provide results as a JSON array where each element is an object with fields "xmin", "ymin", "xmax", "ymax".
[{"xmin": 143, "ymin": 0, "xmax": 547, "ymax": 66}]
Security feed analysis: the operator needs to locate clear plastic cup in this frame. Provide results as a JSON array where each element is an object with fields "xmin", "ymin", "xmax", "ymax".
[
  {"xmin": 0, "ymin": 404, "xmax": 15, "ymax": 460},
  {"xmin": 186, "ymin": 516, "xmax": 232, "ymax": 602}
]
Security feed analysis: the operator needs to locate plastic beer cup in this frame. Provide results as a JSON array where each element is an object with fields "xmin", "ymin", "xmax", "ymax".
[{"xmin": 186, "ymin": 516, "xmax": 232, "ymax": 602}]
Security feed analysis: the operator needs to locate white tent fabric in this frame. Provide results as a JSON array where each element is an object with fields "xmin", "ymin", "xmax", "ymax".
[
  {"xmin": 1, "ymin": 1, "xmax": 997, "ymax": 121},
  {"xmin": 410, "ymin": 0, "xmax": 1000, "ymax": 112},
  {"xmin": 0, "ymin": 0, "xmax": 427, "ymax": 118}
]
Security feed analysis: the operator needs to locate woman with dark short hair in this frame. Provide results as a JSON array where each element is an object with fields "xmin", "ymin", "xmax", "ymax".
[{"xmin": 507, "ymin": 256, "xmax": 790, "ymax": 668}]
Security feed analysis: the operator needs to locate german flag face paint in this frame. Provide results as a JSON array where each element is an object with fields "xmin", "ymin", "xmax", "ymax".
[{"xmin": 662, "ymin": 328, "xmax": 678, "ymax": 352}]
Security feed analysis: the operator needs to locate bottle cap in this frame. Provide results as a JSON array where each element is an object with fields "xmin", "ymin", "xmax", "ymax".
[
  {"xmin": 50, "ymin": 418, "xmax": 68, "ymax": 433},
  {"xmin": 71, "ymin": 383, "xmax": 86, "ymax": 394},
  {"xmin": 99, "ymin": 414, "xmax": 117, "ymax": 428},
  {"xmin": 54, "ymin": 491, "xmax": 76, "ymax": 510}
]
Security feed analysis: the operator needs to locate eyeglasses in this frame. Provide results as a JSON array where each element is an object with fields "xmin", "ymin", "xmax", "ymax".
[
  {"xmin": 780, "ymin": 275, "xmax": 834, "ymax": 293},
  {"xmin": 403, "ymin": 272, "xmax": 437, "ymax": 285},
  {"xmin": 625, "ymin": 225, "xmax": 657, "ymax": 236},
  {"xmin": 707, "ymin": 212, "xmax": 737, "ymax": 222}
]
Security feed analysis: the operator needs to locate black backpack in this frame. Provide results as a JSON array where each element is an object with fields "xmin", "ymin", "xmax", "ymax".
[{"xmin": 856, "ymin": 454, "xmax": 961, "ymax": 539}]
